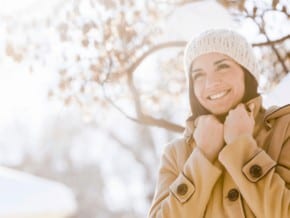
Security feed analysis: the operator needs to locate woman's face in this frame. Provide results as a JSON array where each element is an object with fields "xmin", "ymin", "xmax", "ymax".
[{"xmin": 190, "ymin": 52, "xmax": 245, "ymax": 115}]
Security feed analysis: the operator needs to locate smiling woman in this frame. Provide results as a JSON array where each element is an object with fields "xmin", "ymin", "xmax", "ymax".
[
  {"xmin": 190, "ymin": 53, "xmax": 246, "ymax": 116},
  {"xmin": 148, "ymin": 29, "xmax": 290, "ymax": 218}
]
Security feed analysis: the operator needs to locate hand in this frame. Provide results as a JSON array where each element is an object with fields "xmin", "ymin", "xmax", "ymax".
[
  {"xmin": 224, "ymin": 103, "xmax": 255, "ymax": 144},
  {"xmin": 193, "ymin": 115, "xmax": 224, "ymax": 162}
]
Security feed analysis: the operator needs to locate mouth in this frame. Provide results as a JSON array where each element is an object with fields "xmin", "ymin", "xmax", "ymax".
[{"xmin": 207, "ymin": 89, "xmax": 230, "ymax": 101}]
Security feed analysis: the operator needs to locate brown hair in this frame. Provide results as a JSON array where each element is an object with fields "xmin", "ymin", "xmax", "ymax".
[{"xmin": 187, "ymin": 66, "xmax": 259, "ymax": 122}]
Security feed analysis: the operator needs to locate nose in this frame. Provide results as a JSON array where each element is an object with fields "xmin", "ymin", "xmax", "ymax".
[{"xmin": 205, "ymin": 73, "xmax": 221, "ymax": 89}]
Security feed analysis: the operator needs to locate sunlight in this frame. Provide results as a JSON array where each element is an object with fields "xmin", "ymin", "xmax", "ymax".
[
  {"xmin": 0, "ymin": 0, "xmax": 288, "ymax": 217},
  {"xmin": 0, "ymin": 0, "xmax": 61, "ymax": 19},
  {"xmin": 0, "ymin": 0, "xmax": 37, "ymax": 15}
]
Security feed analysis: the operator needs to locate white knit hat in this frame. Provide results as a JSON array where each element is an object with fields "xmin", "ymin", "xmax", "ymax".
[{"xmin": 184, "ymin": 29, "xmax": 260, "ymax": 81}]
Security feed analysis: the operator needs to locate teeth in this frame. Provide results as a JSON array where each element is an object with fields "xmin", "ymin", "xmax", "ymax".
[{"xmin": 208, "ymin": 90, "xmax": 228, "ymax": 100}]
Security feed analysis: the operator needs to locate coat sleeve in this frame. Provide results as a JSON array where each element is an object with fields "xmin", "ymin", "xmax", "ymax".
[
  {"xmin": 148, "ymin": 140, "xmax": 222, "ymax": 218},
  {"xmin": 218, "ymin": 134, "xmax": 290, "ymax": 218}
]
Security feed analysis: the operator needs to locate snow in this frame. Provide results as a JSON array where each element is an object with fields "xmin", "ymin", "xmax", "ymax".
[{"xmin": 0, "ymin": 167, "xmax": 77, "ymax": 218}]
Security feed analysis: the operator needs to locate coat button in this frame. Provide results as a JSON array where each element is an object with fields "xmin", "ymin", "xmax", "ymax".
[
  {"xmin": 227, "ymin": 189, "xmax": 239, "ymax": 201},
  {"xmin": 177, "ymin": 183, "xmax": 188, "ymax": 196},
  {"xmin": 250, "ymin": 164, "xmax": 263, "ymax": 178}
]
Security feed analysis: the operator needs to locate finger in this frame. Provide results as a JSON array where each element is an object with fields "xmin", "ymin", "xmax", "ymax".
[
  {"xmin": 237, "ymin": 103, "xmax": 254, "ymax": 119},
  {"xmin": 247, "ymin": 103, "xmax": 255, "ymax": 118},
  {"xmin": 236, "ymin": 103, "xmax": 246, "ymax": 110},
  {"xmin": 228, "ymin": 104, "xmax": 243, "ymax": 116},
  {"xmin": 194, "ymin": 116, "xmax": 201, "ymax": 128},
  {"xmin": 237, "ymin": 103, "xmax": 254, "ymax": 116}
]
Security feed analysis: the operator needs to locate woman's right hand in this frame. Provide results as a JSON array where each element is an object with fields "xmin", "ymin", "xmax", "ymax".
[{"xmin": 193, "ymin": 115, "xmax": 224, "ymax": 163}]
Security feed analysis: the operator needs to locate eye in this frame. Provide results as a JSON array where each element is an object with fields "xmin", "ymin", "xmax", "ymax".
[
  {"xmin": 216, "ymin": 63, "xmax": 230, "ymax": 71},
  {"xmin": 192, "ymin": 72, "xmax": 205, "ymax": 81}
]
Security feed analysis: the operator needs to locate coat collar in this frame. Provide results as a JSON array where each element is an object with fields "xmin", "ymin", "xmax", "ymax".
[{"xmin": 183, "ymin": 96, "xmax": 263, "ymax": 144}]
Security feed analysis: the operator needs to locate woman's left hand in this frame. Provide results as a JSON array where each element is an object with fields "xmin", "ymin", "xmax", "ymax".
[{"xmin": 224, "ymin": 103, "xmax": 255, "ymax": 144}]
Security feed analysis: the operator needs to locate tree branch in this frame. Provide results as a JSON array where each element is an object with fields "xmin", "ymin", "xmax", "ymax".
[
  {"xmin": 252, "ymin": 34, "xmax": 290, "ymax": 47},
  {"xmin": 101, "ymin": 41, "xmax": 186, "ymax": 83},
  {"xmin": 245, "ymin": 10, "xmax": 289, "ymax": 75},
  {"xmin": 105, "ymin": 41, "xmax": 187, "ymax": 133},
  {"xmin": 127, "ymin": 41, "xmax": 186, "ymax": 115},
  {"xmin": 151, "ymin": 0, "xmax": 203, "ymax": 6},
  {"xmin": 101, "ymin": 83, "xmax": 185, "ymax": 133},
  {"xmin": 128, "ymin": 41, "xmax": 186, "ymax": 75},
  {"xmin": 126, "ymin": 41, "xmax": 186, "ymax": 132},
  {"xmin": 101, "ymin": 41, "xmax": 187, "ymax": 133},
  {"xmin": 139, "ymin": 113, "xmax": 185, "ymax": 132}
]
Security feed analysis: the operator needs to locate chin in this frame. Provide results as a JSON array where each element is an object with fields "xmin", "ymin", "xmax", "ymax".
[
  {"xmin": 207, "ymin": 103, "xmax": 231, "ymax": 115},
  {"xmin": 208, "ymin": 106, "xmax": 230, "ymax": 121},
  {"xmin": 212, "ymin": 110, "xmax": 228, "ymax": 116},
  {"xmin": 209, "ymin": 101, "xmax": 239, "ymax": 116}
]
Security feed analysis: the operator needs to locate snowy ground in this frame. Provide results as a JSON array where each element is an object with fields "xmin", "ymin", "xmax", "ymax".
[{"xmin": 0, "ymin": 167, "xmax": 77, "ymax": 218}]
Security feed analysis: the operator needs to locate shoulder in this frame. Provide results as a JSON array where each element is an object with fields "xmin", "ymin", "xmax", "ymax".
[
  {"xmin": 264, "ymin": 104, "xmax": 290, "ymax": 130},
  {"xmin": 265, "ymin": 105, "xmax": 290, "ymax": 185},
  {"xmin": 264, "ymin": 104, "xmax": 290, "ymax": 121},
  {"xmin": 162, "ymin": 137, "xmax": 193, "ymax": 170},
  {"xmin": 163, "ymin": 137, "xmax": 188, "ymax": 156},
  {"xmin": 263, "ymin": 104, "xmax": 290, "ymax": 163}
]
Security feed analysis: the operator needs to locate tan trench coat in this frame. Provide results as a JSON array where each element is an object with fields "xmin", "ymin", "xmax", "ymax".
[{"xmin": 148, "ymin": 97, "xmax": 290, "ymax": 218}]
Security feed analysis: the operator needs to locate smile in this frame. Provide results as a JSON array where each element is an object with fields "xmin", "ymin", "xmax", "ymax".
[{"xmin": 207, "ymin": 90, "xmax": 230, "ymax": 100}]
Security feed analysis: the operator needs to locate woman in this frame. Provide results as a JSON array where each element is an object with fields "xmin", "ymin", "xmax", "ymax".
[{"xmin": 148, "ymin": 29, "xmax": 290, "ymax": 218}]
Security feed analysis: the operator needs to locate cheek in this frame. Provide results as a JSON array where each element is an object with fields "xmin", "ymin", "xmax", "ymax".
[
  {"xmin": 193, "ymin": 83, "xmax": 202, "ymax": 99},
  {"xmin": 232, "ymin": 75, "xmax": 245, "ymax": 96},
  {"xmin": 238, "ymin": 82, "xmax": 246, "ymax": 97}
]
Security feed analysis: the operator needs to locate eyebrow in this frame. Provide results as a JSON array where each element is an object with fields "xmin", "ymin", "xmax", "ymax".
[
  {"xmin": 213, "ymin": 58, "xmax": 228, "ymax": 65},
  {"xmin": 191, "ymin": 68, "xmax": 202, "ymax": 73},
  {"xmin": 191, "ymin": 58, "xmax": 229, "ymax": 73}
]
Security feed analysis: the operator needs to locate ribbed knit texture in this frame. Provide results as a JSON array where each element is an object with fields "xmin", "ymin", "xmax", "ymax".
[{"xmin": 184, "ymin": 29, "xmax": 260, "ymax": 81}]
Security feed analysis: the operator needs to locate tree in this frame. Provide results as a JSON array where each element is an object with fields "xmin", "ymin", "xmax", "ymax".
[{"xmin": 3, "ymin": 0, "xmax": 289, "ymax": 133}]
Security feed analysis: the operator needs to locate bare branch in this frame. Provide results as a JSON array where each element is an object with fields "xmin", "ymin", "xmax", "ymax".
[
  {"xmin": 138, "ymin": 113, "xmax": 185, "ymax": 132},
  {"xmin": 151, "ymin": 0, "xmax": 203, "ymax": 6},
  {"xmin": 128, "ymin": 41, "xmax": 186, "ymax": 75},
  {"xmin": 127, "ymin": 72, "xmax": 143, "ymax": 116},
  {"xmin": 252, "ymin": 34, "xmax": 290, "ymax": 47},
  {"xmin": 126, "ymin": 41, "xmax": 185, "ymax": 116},
  {"xmin": 101, "ymin": 41, "xmax": 186, "ymax": 132},
  {"xmin": 100, "ymin": 41, "xmax": 186, "ymax": 84},
  {"xmin": 101, "ymin": 83, "xmax": 185, "ymax": 133},
  {"xmin": 108, "ymin": 131, "xmax": 147, "ymax": 166},
  {"xmin": 125, "ymin": 41, "xmax": 186, "ymax": 132},
  {"xmin": 244, "ymin": 9, "xmax": 289, "ymax": 75}
]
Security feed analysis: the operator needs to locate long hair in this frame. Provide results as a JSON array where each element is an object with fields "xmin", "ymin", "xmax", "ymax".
[{"xmin": 187, "ymin": 66, "xmax": 259, "ymax": 122}]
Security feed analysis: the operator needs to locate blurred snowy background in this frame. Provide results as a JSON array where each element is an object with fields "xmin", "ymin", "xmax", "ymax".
[{"xmin": 0, "ymin": 0, "xmax": 289, "ymax": 217}]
